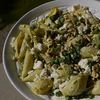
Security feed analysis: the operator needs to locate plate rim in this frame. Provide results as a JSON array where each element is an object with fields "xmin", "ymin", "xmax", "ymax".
[{"xmin": 2, "ymin": 0, "xmax": 100, "ymax": 100}]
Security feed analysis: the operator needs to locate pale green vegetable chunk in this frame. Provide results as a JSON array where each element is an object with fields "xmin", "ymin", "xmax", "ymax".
[
  {"xmin": 22, "ymin": 69, "xmax": 42, "ymax": 82},
  {"xmin": 31, "ymin": 78, "xmax": 53, "ymax": 94},
  {"xmin": 21, "ymin": 50, "xmax": 33, "ymax": 78},
  {"xmin": 57, "ymin": 64, "xmax": 72, "ymax": 79},
  {"xmin": 53, "ymin": 64, "xmax": 72, "ymax": 88},
  {"xmin": 92, "ymin": 80, "xmax": 100, "ymax": 95},
  {"xmin": 59, "ymin": 73, "xmax": 88, "ymax": 96},
  {"xmin": 80, "ymin": 46, "xmax": 98, "ymax": 58}
]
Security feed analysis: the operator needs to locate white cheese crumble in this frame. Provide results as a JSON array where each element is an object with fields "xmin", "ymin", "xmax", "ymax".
[
  {"xmin": 97, "ymin": 50, "xmax": 100, "ymax": 55},
  {"xmin": 78, "ymin": 59, "xmax": 91, "ymax": 74},
  {"xmin": 93, "ymin": 56, "xmax": 98, "ymax": 61},
  {"xmin": 26, "ymin": 82, "xmax": 34, "ymax": 89},
  {"xmin": 30, "ymin": 48, "xmax": 35, "ymax": 54},
  {"xmin": 59, "ymin": 52, "xmax": 64, "ymax": 58},
  {"xmin": 84, "ymin": 66, "xmax": 91, "ymax": 74},
  {"xmin": 38, "ymin": 95, "xmax": 50, "ymax": 100},
  {"xmin": 55, "ymin": 34, "xmax": 62, "ymax": 41},
  {"xmin": 36, "ymin": 43, "xmax": 43, "ymax": 51},
  {"xmin": 16, "ymin": 61, "xmax": 22, "ymax": 75},
  {"xmin": 78, "ymin": 59, "xmax": 88, "ymax": 69},
  {"xmin": 59, "ymin": 23, "xmax": 67, "ymax": 30},
  {"xmin": 51, "ymin": 96, "xmax": 66, "ymax": 100},
  {"xmin": 67, "ymin": 6, "xmax": 74, "ymax": 12},
  {"xmin": 33, "ymin": 61, "xmax": 43, "ymax": 69},
  {"xmin": 53, "ymin": 89, "xmax": 60, "ymax": 94},
  {"xmin": 10, "ymin": 37, "xmax": 15, "ymax": 47},
  {"xmin": 64, "ymin": 34, "xmax": 67, "ymax": 38},
  {"xmin": 51, "ymin": 71, "xmax": 59, "ymax": 78}
]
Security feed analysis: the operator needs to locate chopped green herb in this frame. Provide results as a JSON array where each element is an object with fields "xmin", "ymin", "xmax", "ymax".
[{"xmin": 55, "ymin": 91, "xmax": 62, "ymax": 96}]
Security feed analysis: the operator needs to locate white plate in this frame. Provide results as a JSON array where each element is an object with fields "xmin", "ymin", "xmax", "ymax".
[{"xmin": 3, "ymin": 0, "xmax": 100, "ymax": 100}]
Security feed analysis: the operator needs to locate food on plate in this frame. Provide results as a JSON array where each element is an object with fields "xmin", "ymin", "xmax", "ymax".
[{"xmin": 11, "ymin": 5, "xmax": 100, "ymax": 99}]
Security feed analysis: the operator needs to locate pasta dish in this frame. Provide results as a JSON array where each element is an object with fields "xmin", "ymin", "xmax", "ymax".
[{"xmin": 10, "ymin": 5, "xmax": 100, "ymax": 100}]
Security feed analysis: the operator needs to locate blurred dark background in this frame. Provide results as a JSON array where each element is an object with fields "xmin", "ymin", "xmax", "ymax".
[
  {"xmin": 0, "ymin": 0, "xmax": 53, "ymax": 62},
  {"xmin": 0, "ymin": 0, "xmax": 53, "ymax": 29}
]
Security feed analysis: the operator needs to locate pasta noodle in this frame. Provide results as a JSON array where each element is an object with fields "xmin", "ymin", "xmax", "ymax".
[
  {"xmin": 14, "ymin": 31, "xmax": 24, "ymax": 58},
  {"xmin": 21, "ymin": 50, "xmax": 33, "ymax": 78}
]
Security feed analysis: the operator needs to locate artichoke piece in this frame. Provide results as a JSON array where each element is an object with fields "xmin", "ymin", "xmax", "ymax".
[
  {"xmin": 53, "ymin": 64, "xmax": 72, "ymax": 88},
  {"xmin": 80, "ymin": 46, "xmax": 98, "ymax": 58},
  {"xmin": 92, "ymin": 80, "xmax": 100, "ymax": 95},
  {"xmin": 59, "ymin": 73, "xmax": 88, "ymax": 96},
  {"xmin": 57, "ymin": 64, "xmax": 72, "ymax": 79},
  {"xmin": 21, "ymin": 50, "xmax": 33, "ymax": 78},
  {"xmin": 92, "ymin": 34, "xmax": 100, "ymax": 48},
  {"xmin": 31, "ymin": 77, "xmax": 53, "ymax": 94},
  {"xmin": 22, "ymin": 69, "xmax": 42, "ymax": 82}
]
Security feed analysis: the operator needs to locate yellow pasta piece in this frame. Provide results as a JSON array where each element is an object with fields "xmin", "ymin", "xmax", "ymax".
[
  {"xmin": 14, "ymin": 32, "xmax": 24, "ymax": 58},
  {"xmin": 21, "ymin": 50, "xmax": 33, "ymax": 78},
  {"xmin": 18, "ymin": 39, "xmax": 27, "ymax": 61},
  {"xmin": 22, "ymin": 69, "xmax": 42, "ymax": 82}
]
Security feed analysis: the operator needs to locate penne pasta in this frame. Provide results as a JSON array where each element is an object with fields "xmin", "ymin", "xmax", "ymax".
[
  {"xmin": 14, "ymin": 31, "xmax": 24, "ymax": 58},
  {"xmin": 21, "ymin": 50, "xmax": 33, "ymax": 78},
  {"xmin": 18, "ymin": 39, "xmax": 27, "ymax": 61},
  {"xmin": 19, "ymin": 24, "xmax": 32, "ymax": 38}
]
